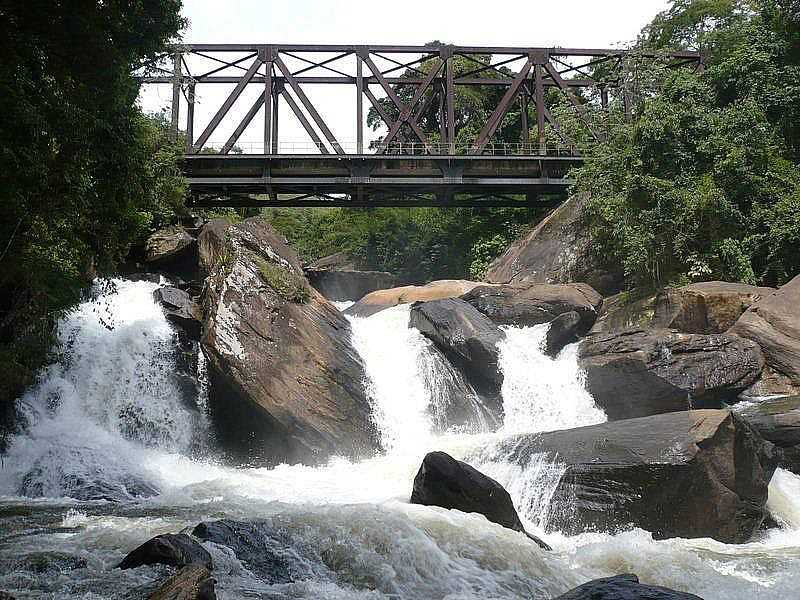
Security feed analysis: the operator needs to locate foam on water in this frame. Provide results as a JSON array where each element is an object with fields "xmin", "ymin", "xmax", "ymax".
[{"xmin": 2, "ymin": 284, "xmax": 800, "ymax": 599}]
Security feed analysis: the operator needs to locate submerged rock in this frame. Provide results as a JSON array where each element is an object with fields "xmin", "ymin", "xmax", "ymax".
[
  {"xmin": 730, "ymin": 274, "xmax": 800, "ymax": 388},
  {"xmin": 201, "ymin": 217, "xmax": 378, "ymax": 465},
  {"xmin": 153, "ymin": 286, "xmax": 202, "ymax": 341},
  {"xmin": 736, "ymin": 396, "xmax": 800, "ymax": 474},
  {"xmin": 118, "ymin": 533, "xmax": 212, "ymax": 570},
  {"xmin": 484, "ymin": 194, "xmax": 623, "ymax": 295},
  {"xmin": 13, "ymin": 551, "xmax": 87, "ymax": 574},
  {"xmin": 462, "ymin": 282, "xmax": 601, "ymax": 332},
  {"xmin": 411, "ymin": 451, "xmax": 550, "ymax": 550},
  {"xmin": 496, "ymin": 409, "xmax": 777, "ymax": 543},
  {"xmin": 545, "ymin": 311, "xmax": 582, "ymax": 357},
  {"xmin": 654, "ymin": 281, "xmax": 774, "ymax": 334},
  {"xmin": 553, "ymin": 574, "xmax": 704, "ymax": 599},
  {"xmin": 345, "ymin": 279, "xmax": 484, "ymax": 318},
  {"xmin": 148, "ymin": 564, "xmax": 216, "ymax": 600},
  {"xmin": 409, "ymin": 298, "xmax": 505, "ymax": 411},
  {"xmin": 579, "ymin": 329, "xmax": 764, "ymax": 420}
]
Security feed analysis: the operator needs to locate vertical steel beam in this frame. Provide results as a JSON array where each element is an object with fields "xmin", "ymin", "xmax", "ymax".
[
  {"xmin": 356, "ymin": 53, "xmax": 364, "ymax": 154},
  {"xmin": 171, "ymin": 50, "xmax": 182, "ymax": 141},
  {"xmin": 271, "ymin": 85, "xmax": 281, "ymax": 153},
  {"xmin": 520, "ymin": 88, "xmax": 529, "ymax": 144},
  {"xmin": 444, "ymin": 47, "xmax": 455, "ymax": 154},
  {"xmin": 600, "ymin": 85, "xmax": 609, "ymax": 110},
  {"xmin": 262, "ymin": 47, "xmax": 274, "ymax": 155},
  {"xmin": 186, "ymin": 82, "xmax": 195, "ymax": 152},
  {"xmin": 534, "ymin": 61, "xmax": 546, "ymax": 154}
]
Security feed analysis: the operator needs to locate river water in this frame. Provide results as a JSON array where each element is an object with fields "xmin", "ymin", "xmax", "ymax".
[{"xmin": 1, "ymin": 279, "xmax": 799, "ymax": 599}]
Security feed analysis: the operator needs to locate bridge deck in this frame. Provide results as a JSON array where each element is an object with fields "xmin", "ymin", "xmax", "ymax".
[{"xmin": 185, "ymin": 153, "xmax": 580, "ymax": 207}]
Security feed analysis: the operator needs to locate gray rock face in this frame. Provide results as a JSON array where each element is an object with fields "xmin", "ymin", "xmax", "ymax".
[
  {"xmin": 545, "ymin": 311, "xmax": 582, "ymax": 357},
  {"xmin": 730, "ymin": 274, "xmax": 800, "ymax": 386},
  {"xmin": 201, "ymin": 218, "xmax": 379, "ymax": 465},
  {"xmin": 579, "ymin": 329, "xmax": 764, "ymax": 420},
  {"xmin": 493, "ymin": 409, "xmax": 777, "ymax": 543},
  {"xmin": 197, "ymin": 218, "xmax": 232, "ymax": 276},
  {"xmin": 118, "ymin": 533, "xmax": 212, "ymax": 570},
  {"xmin": 462, "ymin": 282, "xmax": 602, "ymax": 332},
  {"xmin": 736, "ymin": 396, "xmax": 800, "ymax": 473},
  {"xmin": 553, "ymin": 574, "xmax": 704, "ymax": 600},
  {"xmin": 654, "ymin": 281, "xmax": 775, "ymax": 334},
  {"xmin": 305, "ymin": 269, "xmax": 398, "ymax": 302},
  {"xmin": 589, "ymin": 291, "xmax": 658, "ymax": 334},
  {"xmin": 145, "ymin": 226, "xmax": 196, "ymax": 265},
  {"xmin": 409, "ymin": 298, "xmax": 505, "ymax": 411},
  {"xmin": 410, "ymin": 452, "xmax": 550, "ymax": 550},
  {"xmin": 148, "ymin": 564, "xmax": 216, "ymax": 600},
  {"xmin": 484, "ymin": 194, "xmax": 623, "ymax": 295},
  {"xmin": 153, "ymin": 286, "xmax": 202, "ymax": 341}
]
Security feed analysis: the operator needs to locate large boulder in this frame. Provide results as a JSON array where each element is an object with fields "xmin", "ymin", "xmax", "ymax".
[
  {"xmin": 736, "ymin": 396, "xmax": 800, "ymax": 474},
  {"xmin": 145, "ymin": 226, "xmax": 196, "ymax": 266},
  {"xmin": 589, "ymin": 291, "xmax": 657, "ymax": 334},
  {"xmin": 462, "ymin": 282, "xmax": 601, "ymax": 332},
  {"xmin": 154, "ymin": 286, "xmax": 202, "ymax": 341},
  {"xmin": 201, "ymin": 218, "xmax": 379, "ymax": 465},
  {"xmin": 553, "ymin": 574, "xmax": 703, "ymax": 600},
  {"xmin": 409, "ymin": 298, "xmax": 505, "ymax": 410},
  {"xmin": 545, "ymin": 311, "xmax": 582, "ymax": 357},
  {"xmin": 654, "ymin": 281, "xmax": 775, "ymax": 334},
  {"xmin": 730, "ymin": 274, "xmax": 800, "ymax": 387},
  {"xmin": 411, "ymin": 451, "xmax": 550, "ymax": 550},
  {"xmin": 197, "ymin": 218, "xmax": 232, "ymax": 276},
  {"xmin": 345, "ymin": 280, "xmax": 484, "ymax": 318},
  {"xmin": 491, "ymin": 409, "xmax": 778, "ymax": 543},
  {"xmin": 118, "ymin": 533, "xmax": 212, "ymax": 570},
  {"xmin": 578, "ymin": 329, "xmax": 764, "ymax": 420},
  {"xmin": 304, "ymin": 252, "xmax": 398, "ymax": 302},
  {"xmin": 484, "ymin": 194, "xmax": 623, "ymax": 295},
  {"xmin": 148, "ymin": 564, "xmax": 216, "ymax": 600}
]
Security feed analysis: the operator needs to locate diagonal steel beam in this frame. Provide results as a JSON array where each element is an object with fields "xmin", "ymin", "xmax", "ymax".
[
  {"xmin": 363, "ymin": 86, "xmax": 409, "ymax": 146},
  {"xmin": 362, "ymin": 54, "xmax": 431, "ymax": 147},
  {"xmin": 193, "ymin": 55, "xmax": 263, "ymax": 151},
  {"xmin": 283, "ymin": 51, "xmax": 352, "ymax": 77},
  {"xmin": 222, "ymin": 93, "xmax": 265, "ymax": 154},
  {"xmin": 472, "ymin": 57, "xmax": 533, "ymax": 152},
  {"xmin": 281, "ymin": 89, "xmax": 330, "ymax": 154},
  {"xmin": 274, "ymin": 55, "xmax": 344, "ymax": 154},
  {"xmin": 380, "ymin": 59, "xmax": 443, "ymax": 150},
  {"xmin": 543, "ymin": 61, "xmax": 599, "ymax": 140}
]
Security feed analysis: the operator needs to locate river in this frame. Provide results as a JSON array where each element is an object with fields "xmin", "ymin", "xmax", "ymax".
[{"xmin": 1, "ymin": 279, "xmax": 798, "ymax": 599}]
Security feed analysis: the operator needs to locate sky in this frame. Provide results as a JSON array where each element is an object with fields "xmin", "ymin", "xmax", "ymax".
[{"xmin": 139, "ymin": 0, "xmax": 671, "ymax": 151}]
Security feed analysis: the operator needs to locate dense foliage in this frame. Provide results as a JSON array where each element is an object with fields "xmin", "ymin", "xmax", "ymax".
[
  {"xmin": 0, "ymin": 1, "xmax": 186, "ymax": 409},
  {"xmin": 574, "ymin": 0, "xmax": 800, "ymax": 288}
]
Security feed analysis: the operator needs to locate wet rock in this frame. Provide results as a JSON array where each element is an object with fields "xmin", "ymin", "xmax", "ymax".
[
  {"xmin": 127, "ymin": 272, "xmax": 164, "ymax": 284},
  {"xmin": 654, "ymin": 281, "xmax": 775, "ymax": 334},
  {"xmin": 145, "ymin": 226, "xmax": 196, "ymax": 267},
  {"xmin": 345, "ymin": 280, "xmax": 485, "ymax": 318},
  {"xmin": 484, "ymin": 194, "xmax": 623, "ymax": 295},
  {"xmin": 462, "ymin": 282, "xmax": 601, "ymax": 332},
  {"xmin": 545, "ymin": 311, "xmax": 582, "ymax": 357},
  {"xmin": 148, "ymin": 564, "xmax": 216, "ymax": 600},
  {"xmin": 409, "ymin": 298, "xmax": 505, "ymax": 412},
  {"xmin": 578, "ymin": 329, "xmax": 764, "ymax": 420},
  {"xmin": 153, "ymin": 286, "xmax": 202, "ymax": 341},
  {"xmin": 304, "ymin": 251, "xmax": 399, "ymax": 302},
  {"xmin": 192, "ymin": 520, "xmax": 324, "ymax": 584},
  {"xmin": 119, "ymin": 533, "xmax": 212, "ymax": 570},
  {"xmin": 495, "ymin": 409, "xmax": 777, "ymax": 543},
  {"xmin": 201, "ymin": 217, "xmax": 378, "ymax": 465},
  {"xmin": 589, "ymin": 290, "xmax": 657, "ymax": 334},
  {"xmin": 730, "ymin": 274, "xmax": 800, "ymax": 387},
  {"xmin": 736, "ymin": 396, "xmax": 800, "ymax": 474},
  {"xmin": 0, "ymin": 592, "xmax": 15, "ymax": 600},
  {"xmin": 411, "ymin": 451, "xmax": 550, "ymax": 550},
  {"xmin": 197, "ymin": 218, "xmax": 232, "ymax": 276},
  {"xmin": 14, "ymin": 551, "xmax": 87, "ymax": 573},
  {"xmin": 553, "ymin": 574, "xmax": 704, "ymax": 599}
]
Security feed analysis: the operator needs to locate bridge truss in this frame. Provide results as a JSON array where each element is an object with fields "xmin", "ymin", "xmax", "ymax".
[{"xmin": 139, "ymin": 44, "xmax": 700, "ymax": 207}]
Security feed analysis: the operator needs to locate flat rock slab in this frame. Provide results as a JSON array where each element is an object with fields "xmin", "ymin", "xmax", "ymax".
[
  {"xmin": 345, "ymin": 280, "xmax": 484, "ymax": 318},
  {"xmin": 491, "ymin": 409, "xmax": 777, "ymax": 543}
]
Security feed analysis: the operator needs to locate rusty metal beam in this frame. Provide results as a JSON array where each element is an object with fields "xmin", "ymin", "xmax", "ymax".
[{"xmin": 473, "ymin": 57, "xmax": 533, "ymax": 152}]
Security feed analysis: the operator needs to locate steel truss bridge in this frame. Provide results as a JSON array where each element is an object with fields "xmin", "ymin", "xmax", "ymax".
[{"xmin": 139, "ymin": 44, "xmax": 700, "ymax": 207}]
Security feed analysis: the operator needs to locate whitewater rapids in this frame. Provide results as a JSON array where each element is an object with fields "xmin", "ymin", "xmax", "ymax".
[{"xmin": 1, "ymin": 279, "xmax": 799, "ymax": 599}]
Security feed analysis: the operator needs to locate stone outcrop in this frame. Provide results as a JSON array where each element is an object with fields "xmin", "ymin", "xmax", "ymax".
[
  {"xmin": 411, "ymin": 451, "xmax": 550, "ymax": 550},
  {"xmin": 197, "ymin": 218, "xmax": 231, "ymax": 276},
  {"xmin": 462, "ymin": 282, "xmax": 601, "ymax": 332},
  {"xmin": 553, "ymin": 574, "xmax": 703, "ymax": 600},
  {"xmin": 654, "ymin": 281, "xmax": 775, "ymax": 334},
  {"xmin": 304, "ymin": 252, "xmax": 398, "ymax": 301},
  {"xmin": 148, "ymin": 564, "xmax": 216, "ymax": 600},
  {"xmin": 200, "ymin": 217, "xmax": 379, "ymax": 465},
  {"xmin": 494, "ymin": 409, "xmax": 777, "ymax": 543},
  {"xmin": 730, "ymin": 274, "xmax": 800, "ymax": 387},
  {"xmin": 118, "ymin": 533, "xmax": 212, "ymax": 570},
  {"xmin": 154, "ymin": 286, "xmax": 202, "ymax": 341},
  {"xmin": 579, "ymin": 329, "xmax": 764, "ymax": 420},
  {"xmin": 484, "ymin": 194, "xmax": 622, "ymax": 295},
  {"xmin": 589, "ymin": 291, "xmax": 657, "ymax": 334},
  {"xmin": 545, "ymin": 311, "xmax": 582, "ymax": 357},
  {"xmin": 409, "ymin": 298, "xmax": 505, "ymax": 410},
  {"xmin": 145, "ymin": 226, "xmax": 196, "ymax": 266},
  {"xmin": 345, "ymin": 280, "xmax": 484, "ymax": 318},
  {"xmin": 736, "ymin": 396, "xmax": 800, "ymax": 474}
]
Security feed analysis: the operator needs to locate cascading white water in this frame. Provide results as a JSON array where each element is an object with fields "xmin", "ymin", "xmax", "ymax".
[{"xmin": 2, "ymin": 284, "xmax": 800, "ymax": 600}]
